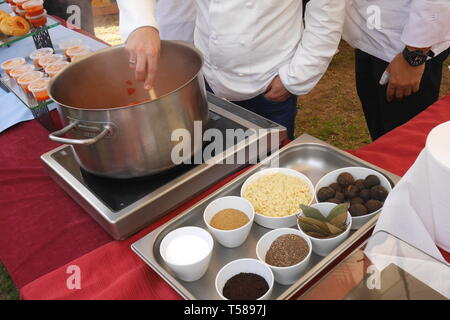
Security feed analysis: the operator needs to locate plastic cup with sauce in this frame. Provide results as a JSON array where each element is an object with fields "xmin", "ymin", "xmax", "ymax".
[
  {"xmin": 59, "ymin": 38, "xmax": 83, "ymax": 57},
  {"xmin": 1, "ymin": 57, "xmax": 26, "ymax": 77},
  {"xmin": 23, "ymin": 0, "xmax": 44, "ymax": 17},
  {"xmin": 44, "ymin": 61, "xmax": 69, "ymax": 78},
  {"xmin": 66, "ymin": 45, "xmax": 90, "ymax": 61},
  {"xmin": 17, "ymin": 71, "xmax": 43, "ymax": 93},
  {"xmin": 26, "ymin": 9, "xmax": 47, "ymax": 28},
  {"xmin": 13, "ymin": 0, "xmax": 29, "ymax": 10},
  {"xmin": 9, "ymin": 64, "xmax": 35, "ymax": 81},
  {"xmin": 29, "ymin": 47, "xmax": 54, "ymax": 67},
  {"xmin": 16, "ymin": 8, "xmax": 26, "ymax": 18},
  {"xmin": 38, "ymin": 54, "xmax": 64, "ymax": 69},
  {"xmin": 28, "ymin": 78, "xmax": 50, "ymax": 101},
  {"xmin": 70, "ymin": 49, "xmax": 92, "ymax": 62}
]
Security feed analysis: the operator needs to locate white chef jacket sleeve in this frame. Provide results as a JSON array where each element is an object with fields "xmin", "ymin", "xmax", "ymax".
[
  {"xmin": 278, "ymin": 0, "xmax": 345, "ymax": 96},
  {"xmin": 117, "ymin": 0, "xmax": 159, "ymax": 42},
  {"xmin": 401, "ymin": 0, "xmax": 450, "ymax": 48}
]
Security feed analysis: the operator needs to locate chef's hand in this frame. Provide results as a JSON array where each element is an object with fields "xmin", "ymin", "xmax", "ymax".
[
  {"xmin": 264, "ymin": 76, "xmax": 292, "ymax": 102},
  {"xmin": 125, "ymin": 27, "xmax": 161, "ymax": 90},
  {"xmin": 386, "ymin": 48, "xmax": 427, "ymax": 102}
]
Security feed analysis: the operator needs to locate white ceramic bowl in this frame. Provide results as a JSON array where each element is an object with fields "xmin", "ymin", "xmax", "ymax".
[
  {"xmin": 203, "ymin": 196, "xmax": 255, "ymax": 248},
  {"xmin": 215, "ymin": 258, "xmax": 274, "ymax": 300},
  {"xmin": 314, "ymin": 167, "xmax": 392, "ymax": 230},
  {"xmin": 256, "ymin": 228, "xmax": 312, "ymax": 285},
  {"xmin": 240, "ymin": 168, "xmax": 314, "ymax": 229},
  {"xmin": 297, "ymin": 202, "xmax": 352, "ymax": 256},
  {"xmin": 159, "ymin": 226, "xmax": 213, "ymax": 282}
]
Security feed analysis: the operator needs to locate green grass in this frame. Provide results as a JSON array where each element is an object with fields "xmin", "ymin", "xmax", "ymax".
[{"xmin": 0, "ymin": 262, "xmax": 19, "ymax": 300}]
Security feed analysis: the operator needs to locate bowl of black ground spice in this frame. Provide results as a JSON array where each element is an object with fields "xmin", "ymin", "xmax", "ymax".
[
  {"xmin": 256, "ymin": 228, "xmax": 312, "ymax": 285},
  {"xmin": 215, "ymin": 258, "xmax": 274, "ymax": 300}
]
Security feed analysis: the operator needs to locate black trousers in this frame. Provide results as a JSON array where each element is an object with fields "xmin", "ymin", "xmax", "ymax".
[{"xmin": 355, "ymin": 48, "xmax": 450, "ymax": 141}]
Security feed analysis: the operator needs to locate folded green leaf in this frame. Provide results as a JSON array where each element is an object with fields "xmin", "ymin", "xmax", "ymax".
[
  {"xmin": 326, "ymin": 203, "xmax": 349, "ymax": 222},
  {"xmin": 300, "ymin": 204, "xmax": 326, "ymax": 221},
  {"xmin": 299, "ymin": 216, "xmax": 329, "ymax": 234},
  {"xmin": 298, "ymin": 220, "xmax": 327, "ymax": 235},
  {"xmin": 326, "ymin": 222, "xmax": 344, "ymax": 235}
]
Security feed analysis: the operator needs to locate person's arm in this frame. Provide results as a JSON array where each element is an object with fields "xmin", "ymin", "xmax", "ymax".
[
  {"xmin": 386, "ymin": 0, "xmax": 450, "ymax": 101},
  {"xmin": 272, "ymin": 0, "xmax": 345, "ymax": 99},
  {"xmin": 117, "ymin": 0, "xmax": 161, "ymax": 89}
]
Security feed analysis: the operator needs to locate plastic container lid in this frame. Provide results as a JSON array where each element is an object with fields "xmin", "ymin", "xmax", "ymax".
[
  {"xmin": 58, "ymin": 38, "xmax": 83, "ymax": 50},
  {"xmin": 29, "ymin": 47, "xmax": 54, "ymax": 60},
  {"xmin": 66, "ymin": 45, "xmax": 90, "ymax": 57},
  {"xmin": 45, "ymin": 61, "xmax": 69, "ymax": 75},
  {"xmin": 22, "ymin": 0, "xmax": 43, "ymax": 9},
  {"xmin": 38, "ymin": 54, "xmax": 64, "ymax": 68},
  {"xmin": 10, "ymin": 63, "xmax": 35, "ymax": 78},
  {"xmin": 13, "ymin": 0, "xmax": 29, "ymax": 5},
  {"xmin": 70, "ymin": 49, "xmax": 91, "ymax": 62},
  {"xmin": 1, "ymin": 57, "xmax": 26, "ymax": 71},
  {"xmin": 28, "ymin": 77, "xmax": 50, "ymax": 92},
  {"xmin": 17, "ymin": 70, "xmax": 43, "ymax": 85},
  {"xmin": 27, "ymin": 8, "xmax": 46, "ymax": 20}
]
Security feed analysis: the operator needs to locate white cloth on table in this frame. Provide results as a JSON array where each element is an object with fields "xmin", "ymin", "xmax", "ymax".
[{"xmin": 366, "ymin": 121, "xmax": 450, "ymax": 265}]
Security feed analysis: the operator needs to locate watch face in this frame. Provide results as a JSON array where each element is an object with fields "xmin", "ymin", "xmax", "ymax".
[
  {"xmin": 404, "ymin": 48, "xmax": 427, "ymax": 67},
  {"xmin": 411, "ymin": 55, "xmax": 425, "ymax": 66}
]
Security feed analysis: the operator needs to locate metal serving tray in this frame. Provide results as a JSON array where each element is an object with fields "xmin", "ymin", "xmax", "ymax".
[{"xmin": 131, "ymin": 134, "xmax": 401, "ymax": 300}]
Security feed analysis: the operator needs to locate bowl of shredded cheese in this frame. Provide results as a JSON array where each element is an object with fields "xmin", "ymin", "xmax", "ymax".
[{"xmin": 240, "ymin": 168, "xmax": 314, "ymax": 229}]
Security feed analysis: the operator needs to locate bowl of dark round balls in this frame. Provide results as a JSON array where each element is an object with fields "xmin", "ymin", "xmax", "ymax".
[{"xmin": 314, "ymin": 167, "xmax": 392, "ymax": 230}]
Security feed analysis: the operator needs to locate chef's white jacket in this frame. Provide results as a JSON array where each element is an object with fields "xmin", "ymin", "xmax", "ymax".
[
  {"xmin": 155, "ymin": 0, "xmax": 195, "ymax": 43},
  {"xmin": 344, "ymin": 0, "xmax": 450, "ymax": 62},
  {"xmin": 117, "ymin": 0, "xmax": 345, "ymax": 101}
]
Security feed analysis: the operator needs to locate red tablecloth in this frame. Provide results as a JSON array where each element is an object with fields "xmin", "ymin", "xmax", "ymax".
[{"xmin": 11, "ymin": 93, "xmax": 448, "ymax": 300}]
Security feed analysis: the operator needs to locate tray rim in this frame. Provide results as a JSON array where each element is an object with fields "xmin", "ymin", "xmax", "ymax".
[{"xmin": 131, "ymin": 134, "xmax": 401, "ymax": 300}]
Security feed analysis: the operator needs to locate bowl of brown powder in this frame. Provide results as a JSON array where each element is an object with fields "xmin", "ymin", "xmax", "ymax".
[
  {"xmin": 203, "ymin": 196, "xmax": 255, "ymax": 248},
  {"xmin": 256, "ymin": 228, "xmax": 312, "ymax": 285}
]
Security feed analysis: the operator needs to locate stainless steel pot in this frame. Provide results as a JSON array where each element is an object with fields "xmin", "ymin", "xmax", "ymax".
[{"xmin": 48, "ymin": 41, "xmax": 209, "ymax": 179}]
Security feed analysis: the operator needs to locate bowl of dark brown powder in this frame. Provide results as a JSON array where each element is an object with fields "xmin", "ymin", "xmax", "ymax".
[
  {"xmin": 215, "ymin": 258, "xmax": 274, "ymax": 300},
  {"xmin": 256, "ymin": 228, "xmax": 312, "ymax": 285}
]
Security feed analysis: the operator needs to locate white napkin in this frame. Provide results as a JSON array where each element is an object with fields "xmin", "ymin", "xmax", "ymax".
[
  {"xmin": 363, "ymin": 121, "xmax": 450, "ymax": 298},
  {"xmin": 369, "ymin": 121, "xmax": 450, "ymax": 264}
]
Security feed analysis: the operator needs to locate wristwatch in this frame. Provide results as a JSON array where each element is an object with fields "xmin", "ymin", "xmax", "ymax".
[{"xmin": 402, "ymin": 47, "xmax": 435, "ymax": 67}]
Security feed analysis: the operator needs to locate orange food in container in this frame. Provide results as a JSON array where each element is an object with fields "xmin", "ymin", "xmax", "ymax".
[
  {"xmin": 38, "ymin": 54, "xmax": 64, "ymax": 68},
  {"xmin": 9, "ymin": 63, "xmax": 35, "ymax": 81},
  {"xmin": 17, "ymin": 70, "xmax": 43, "ymax": 93},
  {"xmin": 28, "ymin": 77, "xmax": 50, "ymax": 101},
  {"xmin": 1, "ymin": 57, "xmax": 26, "ymax": 77},
  {"xmin": 45, "ymin": 61, "xmax": 69, "ymax": 78},
  {"xmin": 26, "ymin": 9, "xmax": 47, "ymax": 27},
  {"xmin": 66, "ymin": 45, "xmax": 91, "ymax": 61},
  {"xmin": 58, "ymin": 38, "xmax": 83, "ymax": 57},
  {"xmin": 22, "ymin": 0, "xmax": 44, "ymax": 17},
  {"xmin": 29, "ymin": 47, "xmax": 54, "ymax": 67},
  {"xmin": 16, "ymin": 8, "xmax": 26, "ymax": 18},
  {"xmin": 13, "ymin": 0, "xmax": 29, "ymax": 10}
]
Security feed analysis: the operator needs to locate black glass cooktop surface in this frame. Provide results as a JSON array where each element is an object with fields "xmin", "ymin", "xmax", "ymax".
[{"xmin": 51, "ymin": 110, "xmax": 250, "ymax": 212}]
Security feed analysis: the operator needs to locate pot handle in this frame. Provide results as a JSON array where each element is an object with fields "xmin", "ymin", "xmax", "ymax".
[{"xmin": 49, "ymin": 121, "xmax": 112, "ymax": 145}]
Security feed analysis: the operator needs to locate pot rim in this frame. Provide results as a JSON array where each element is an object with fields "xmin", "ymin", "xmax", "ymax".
[{"xmin": 49, "ymin": 41, "xmax": 205, "ymax": 112}]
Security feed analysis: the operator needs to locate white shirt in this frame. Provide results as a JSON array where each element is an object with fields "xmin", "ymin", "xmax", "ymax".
[
  {"xmin": 117, "ymin": 0, "xmax": 345, "ymax": 101},
  {"xmin": 344, "ymin": 0, "xmax": 450, "ymax": 63},
  {"xmin": 155, "ymin": 0, "xmax": 196, "ymax": 43}
]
